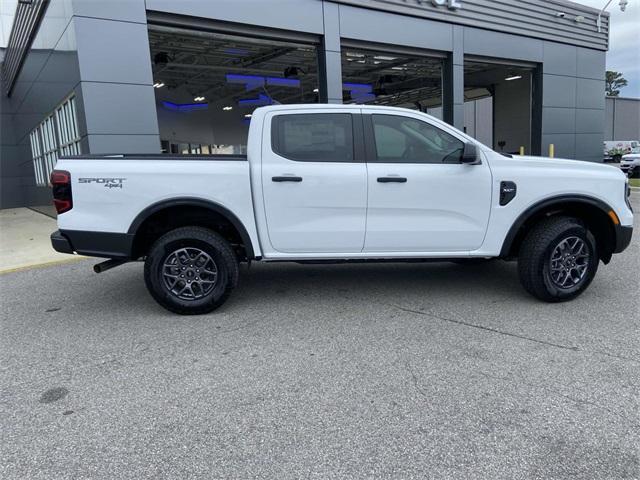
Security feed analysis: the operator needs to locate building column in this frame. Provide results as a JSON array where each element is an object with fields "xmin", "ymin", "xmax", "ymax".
[
  {"xmin": 443, "ymin": 26, "xmax": 464, "ymax": 129},
  {"xmin": 318, "ymin": 1, "xmax": 343, "ymax": 104},
  {"xmin": 72, "ymin": 0, "xmax": 161, "ymax": 154}
]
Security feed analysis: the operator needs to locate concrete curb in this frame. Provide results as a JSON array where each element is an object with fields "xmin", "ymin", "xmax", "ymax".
[{"xmin": 0, "ymin": 256, "xmax": 87, "ymax": 275}]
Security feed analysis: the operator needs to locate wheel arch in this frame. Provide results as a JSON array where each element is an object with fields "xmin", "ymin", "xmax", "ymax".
[
  {"xmin": 500, "ymin": 194, "xmax": 619, "ymax": 264},
  {"xmin": 128, "ymin": 197, "xmax": 255, "ymax": 261}
]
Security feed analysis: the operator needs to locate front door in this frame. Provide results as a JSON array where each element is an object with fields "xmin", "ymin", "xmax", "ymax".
[
  {"xmin": 261, "ymin": 109, "xmax": 367, "ymax": 254},
  {"xmin": 362, "ymin": 112, "xmax": 492, "ymax": 253}
]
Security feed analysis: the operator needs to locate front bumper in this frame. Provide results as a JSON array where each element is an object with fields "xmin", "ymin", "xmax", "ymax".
[{"xmin": 614, "ymin": 225, "xmax": 633, "ymax": 254}]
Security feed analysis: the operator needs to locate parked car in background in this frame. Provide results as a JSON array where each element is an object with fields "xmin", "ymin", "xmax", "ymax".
[
  {"xmin": 621, "ymin": 149, "xmax": 640, "ymax": 178},
  {"xmin": 604, "ymin": 141, "xmax": 640, "ymax": 162}
]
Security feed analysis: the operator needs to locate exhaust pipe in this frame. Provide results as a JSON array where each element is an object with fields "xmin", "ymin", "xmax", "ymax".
[{"xmin": 93, "ymin": 258, "xmax": 128, "ymax": 273}]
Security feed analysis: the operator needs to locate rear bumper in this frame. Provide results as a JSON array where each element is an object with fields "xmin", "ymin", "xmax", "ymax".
[
  {"xmin": 614, "ymin": 225, "xmax": 633, "ymax": 254},
  {"xmin": 51, "ymin": 230, "xmax": 74, "ymax": 254},
  {"xmin": 51, "ymin": 229, "xmax": 134, "ymax": 259}
]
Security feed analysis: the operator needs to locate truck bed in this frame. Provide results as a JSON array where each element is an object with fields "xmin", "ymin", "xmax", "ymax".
[{"xmin": 59, "ymin": 154, "xmax": 247, "ymax": 161}]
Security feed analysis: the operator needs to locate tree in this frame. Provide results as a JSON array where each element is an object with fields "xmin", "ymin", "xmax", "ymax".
[{"xmin": 606, "ymin": 71, "xmax": 628, "ymax": 97}]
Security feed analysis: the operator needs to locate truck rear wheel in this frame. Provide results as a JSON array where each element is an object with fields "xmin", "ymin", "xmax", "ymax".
[
  {"xmin": 517, "ymin": 216, "xmax": 598, "ymax": 302},
  {"xmin": 144, "ymin": 227, "xmax": 239, "ymax": 315}
]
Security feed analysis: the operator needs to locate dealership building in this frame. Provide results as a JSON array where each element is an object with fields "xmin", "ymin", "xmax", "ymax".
[{"xmin": 0, "ymin": 0, "xmax": 613, "ymax": 208}]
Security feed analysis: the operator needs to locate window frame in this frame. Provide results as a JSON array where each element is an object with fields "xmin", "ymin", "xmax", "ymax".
[
  {"xmin": 28, "ymin": 94, "xmax": 82, "ymax": 186},
  {"xmin": 270, "ymin": 112, "xmax": 363, "ymax": 163},
  {"xmin": 363, "ymin": 113, "xmax": 468, "ymax": 165},
  {"xmin": 55, "ymin": 95, "xmax": 81, "ymax": 156}
]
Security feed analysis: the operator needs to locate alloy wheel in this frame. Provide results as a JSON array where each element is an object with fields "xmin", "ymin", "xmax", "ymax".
[{"xmin": 162, "ymin": 247, "xmax": 218, "ymax": 300}]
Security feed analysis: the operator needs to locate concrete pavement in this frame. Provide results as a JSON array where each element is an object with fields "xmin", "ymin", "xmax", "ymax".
[
  {"xmin": 0, "ymin": 208, "xmax": 83, "ymax": 273},
  {"xmin": 0, "ymin": 195, "xmax": 638, "ymax": 479}
]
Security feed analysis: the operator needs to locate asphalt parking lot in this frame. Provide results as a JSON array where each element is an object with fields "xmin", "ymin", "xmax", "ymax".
[{"xmin": 1, "ymin": 195, "xmax": 639, "ymax": 480}]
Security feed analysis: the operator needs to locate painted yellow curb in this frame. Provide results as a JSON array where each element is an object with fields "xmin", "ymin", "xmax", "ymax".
[{"xmin": 0, "ymin": 256, "xmax": 88, "ymax": 275}]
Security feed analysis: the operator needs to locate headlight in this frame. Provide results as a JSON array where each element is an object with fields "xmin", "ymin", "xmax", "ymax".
[{"xmin": 625, "ymin": 181, "xmax": 633, "ymax": 211}]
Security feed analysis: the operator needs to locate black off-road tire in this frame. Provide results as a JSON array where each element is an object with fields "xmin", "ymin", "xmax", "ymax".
[
  {"xmin": 518, "ymin": 216, "xmax": 599, "ymax": 302},
  {"xmin": 144, "ymin": 227, "xmax": 239, "ymax": 315}
]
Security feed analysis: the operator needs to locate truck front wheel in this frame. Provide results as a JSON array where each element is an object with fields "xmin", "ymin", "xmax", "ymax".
[
  {"xmin": 144, "ymin": 227, "xmax": 239, "ymax": 315},
  {"xmin": 517, "ymin": 216, "xmax": 599, "ymax": 302}
]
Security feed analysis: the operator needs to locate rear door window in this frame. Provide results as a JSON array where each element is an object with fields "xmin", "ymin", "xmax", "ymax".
[{"xmin": 272, "ymin": 113, "xmax": 354, "ymax": 162}]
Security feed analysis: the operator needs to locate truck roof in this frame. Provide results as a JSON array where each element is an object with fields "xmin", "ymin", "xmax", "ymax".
[{"xmin": 254, "ymin": 103, "xmax": 429, "ymax": 115}]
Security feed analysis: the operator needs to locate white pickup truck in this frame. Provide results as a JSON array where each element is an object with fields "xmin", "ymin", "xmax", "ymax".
[{"xmin": 51, "ymin": 104, "xmax": 633, "ymax": 314}]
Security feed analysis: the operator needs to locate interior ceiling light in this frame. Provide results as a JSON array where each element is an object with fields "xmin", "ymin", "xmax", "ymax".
[
  {"xmin": 244, "ymin": 114, "xmax": 252, "ymax": 118},
  {"xmin": 223, "ymin": 106, "xmax": 233, "ymax": 111},
  {"xmin": 194, "ymin": 96, "xmax": 206, "ymax": 102},
  {"xmin": 313, "ymin": 88, "xmax": 319, "ymax": 93},
  {"xmin": 374, "ymin": 55, "xmax": 398, "ymax": 61},
  {"xmin": 153, "ymin": 82, "xmax": 165, "ymax": 88},
  {"xmin": 505, "ymin": 75, "xmax": 523, "ymax": 81}
]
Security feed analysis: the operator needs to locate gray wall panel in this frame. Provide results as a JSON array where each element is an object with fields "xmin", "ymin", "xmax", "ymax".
[
  {"xmin": 575, "ymin": 132, "xmax": 604, "ymax": 161},
  {"xmin": 322, "ymin": 1, "xmax": 341, "ymax": 53},
  {"xmin": 576, "ymin": 78, "xmax": 605, "ymax": 110},
  {"xmin": 323, "ymin": 50, "xmax": 343, "ymax": 104},
  {"xmin": 542, "ymin": 133, "xmax": 575, "ymax": 159},
  {"xmin": 75, "ymin": 18, "xmax": 153, "ymax": 85},
  {"xmin": 333, "ymin": 0, "xmax": 609, "ymax": 50},
  {"xmin": 320, "ymin": 1, "xmax": 342, "ymax": 104},
  {"xmin": 610, "ymin": 98, "xmax": 640, "ymax": 140},
  {"xmin": 542, "ymin": 107, "xmax": 575, "ymax": 135},
  {"xmin": 605, "ymin": 96, "xmax": 614, "ymax": 140},
  {"xmin": 81, "ymin": 82, "xmax": 159, "ymax": 136},
  {"xmin": 22, "ymin": 184, "xmax": 53, "ymax": 205},
  {"xmin": 87, "ymin": 134, "xmax": 160, "ymax": 154},
  {"xmin": 145, "ymin": 0, "xmax": 324, "ymax": 35},
  {"xmin": 0, "ymin": 178, "xmax": 25, "ymax": 208},
  {"xmin": 575, "ymin": 108, "xmax": 604, "ymax": 135},
  {"xmin": 71, "ymin": 0, "xmax": 146, "ymax": 23},
  {"xmin": 339, "ymin": 5, "xmax": 453, "ymax": 52},
  {"xmin": 542, "ymin": 75, "xmax": 576, "ymax": 108},
  {"xmin": 463, "ymin": 28, "xmax": 543, "ymax": 62},
  {"xmin": 0, "ymin": 145, "xmax": 26, "ymax": 176},
  {"xmin": 1, "ymin": 113, "xmax": 15, "ymax": 144},
  {"xmin": 577, "ymin": 47, "xmax": 606, "ymax": 80},
  {"xmin": 542, "ymin": 42, "xmax": 576, "ymax": 77},
  {"xmin": 453, "ymin": 104, "xmax": 465, "ymax": 132}
]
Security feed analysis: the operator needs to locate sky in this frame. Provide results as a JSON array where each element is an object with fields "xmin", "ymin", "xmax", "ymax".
[{"xmin": 579, "ymin": 0, "xmax": 640, "ymax": 98}]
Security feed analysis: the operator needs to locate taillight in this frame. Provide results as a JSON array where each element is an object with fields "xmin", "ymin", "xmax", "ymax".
[{"xmin": 51, "ymin": 170, "xmax": 73, "ymax": 214}]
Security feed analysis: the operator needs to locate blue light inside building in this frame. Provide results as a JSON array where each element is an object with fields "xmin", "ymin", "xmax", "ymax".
[
  {"xmin": 162, "ymin": 101, "xmax": 209, "ymax": 112},
  {"xmin": 343, "ymin": 83, "xmax": 376, "ymax": 103},
  {"xmin": 226, "ymin": 74, "xmax": 265, "ymax": 91},
  {"xmin": 237, "ymin": 94, "xmax": 274, "ymax": 107},
  {"xmin": 266, "ymin": 77, "xmax": 300, "ymax": 88}
]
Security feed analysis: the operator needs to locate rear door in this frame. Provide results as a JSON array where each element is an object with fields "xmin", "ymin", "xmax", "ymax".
[
  {"xmin": 261, "ymin": 108, "xmax": 367, "ymax": 253},
  {"xmin": 363, "ymin": 111, "xmax": 492, "ymax": 253}
]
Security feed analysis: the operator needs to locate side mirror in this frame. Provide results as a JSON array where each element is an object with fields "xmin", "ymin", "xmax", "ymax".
[{"xmin": 461, "ymin": 142, "xmax": 480, "ymax": 164}]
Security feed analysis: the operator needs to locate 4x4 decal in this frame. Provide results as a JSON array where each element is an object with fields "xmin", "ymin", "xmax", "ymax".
[{"xmin": 78, "ymin": 178, "xmax": 126, "ymax": 189}]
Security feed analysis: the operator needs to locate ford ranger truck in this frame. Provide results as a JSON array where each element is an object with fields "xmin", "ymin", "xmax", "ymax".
[{"xmin": 50, "ymin": 104, "xmax": 634, "ymax": 314}]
